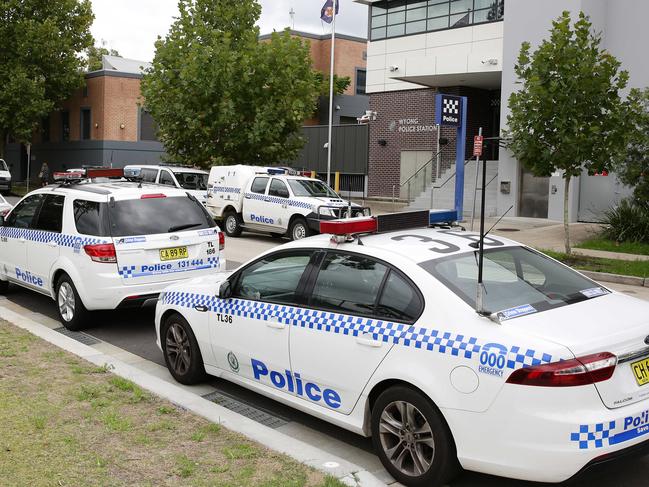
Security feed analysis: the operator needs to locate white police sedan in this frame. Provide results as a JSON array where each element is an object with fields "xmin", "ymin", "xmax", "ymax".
[{"xmin": 155, "ymin": 212, "xmax": 649, "ymax": 486}]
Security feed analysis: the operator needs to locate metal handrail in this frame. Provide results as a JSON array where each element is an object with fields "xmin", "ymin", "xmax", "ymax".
[
  {"xmin": 433, "ymin": 159, "xmax": 472, "ymax": 190},
  {"xmin": 399, "ymin": 148, "xmax": 445, "ymax": 188}
]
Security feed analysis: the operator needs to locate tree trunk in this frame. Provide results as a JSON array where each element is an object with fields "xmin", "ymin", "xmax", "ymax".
[{"xmin": 564, "ymin": 175, "xmax": 571, "ymax": 255}]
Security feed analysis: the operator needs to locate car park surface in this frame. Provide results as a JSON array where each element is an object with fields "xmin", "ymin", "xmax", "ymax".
[{"xmin": 3, "ymin": 228, "xmax": 649, "ymax": 486}]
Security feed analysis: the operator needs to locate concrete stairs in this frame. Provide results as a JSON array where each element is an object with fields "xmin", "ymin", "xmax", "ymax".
[{"xmin": 407, "ymin": 160, "xmax": 499, "ymax": 218}]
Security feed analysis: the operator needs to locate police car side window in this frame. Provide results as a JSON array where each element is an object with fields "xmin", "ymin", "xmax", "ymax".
[
  {"xmin": 5, "ymin": 195, "xmax": 44, "ymax": 229},
  {"xmin": 268, "ymin": 179, "xmax": 289, "ymax": 198},
  {"xmin": 33, "ymin": 195, "xmax": 65, "ymax": 233},
  {"xmin": 140, "ymin": 168, "xmax": 158, "ymax": 183},
  {"xmin": 159, "ymin": 170, "xmax": 175, "ymax": 186},
  {"xmin": 250, "ymin": 177, "xmax": 269, "ymax": 194},
  {"xmin": 233, "ymin": 252, "xmax": 312, "ymax": 304},
  {"xmin": 377, "ymin": 271, "xmax": 423, "ymax": 322},
  {"xmin": 310, "ymin": 253, "xmax": 388, "ymax": 317},
  {"xmin": 74, "ymin": 200, "xmax": 105, "ymax": 236}
]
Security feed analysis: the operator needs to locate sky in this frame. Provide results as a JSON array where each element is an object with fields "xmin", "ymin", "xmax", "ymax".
[{"xmin": 89, "ymin": 0, "xmax": 369, "ymax": 62}]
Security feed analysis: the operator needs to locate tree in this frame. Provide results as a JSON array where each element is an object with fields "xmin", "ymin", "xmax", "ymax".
[
  {"xmin": 314, "ymin": 71, "xmax": 351, "ymax": 97},
  {"xmin": 505, "ymin": 11, "xmax": 632, "ymax": 254},
  {"xmin": 0, "ymin": 0, "xmax": 94, "ymax": 159},
  {"xmin": 141, "ymin": 0, "xmax": 318, "ymax": 168},
  {"xmin": 616, "ymin": 88, "xmax": 649, "ymax": 205},
  {"xmin": 87, "ymin": 45, "xmax": 121, "ymax": 71}
]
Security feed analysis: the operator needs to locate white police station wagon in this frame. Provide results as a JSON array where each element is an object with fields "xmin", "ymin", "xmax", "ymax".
[
  {"xmin": 0, "ymin": 169, "xmax": 224, "ymax": 330},
  {"xmin": 155, "ymin": 211, "xmax": 649, "ymax": 486}
]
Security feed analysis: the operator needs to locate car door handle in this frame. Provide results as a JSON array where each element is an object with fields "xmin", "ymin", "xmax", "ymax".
[
  {"xmin": 266, "ymin": 320, "xmax": 285, "ymax": 330},
  {"xmin": 356, "ymin": 334, "xmax": 383, "ymax": 348},
  {"xmin": 194, "ymin": 305, "xmax": 208, "ymax": 312},
  {"xmin": 48, "ymin": 241, "xmax": 58, "ymax": 248},
  {"xmin": 245, "ymin": 195, "xmax": 251, "ymax": 199},
  {"xmin": 19, "ymin": 238, "xmax": 27, "ymax": 244},
  {"xmin": 264, "ymin": 198, "xmax": 271, "ymax": 202},
  {"xmin": 282, "ymin": 204, "xmax": 288, "ymax": 209}
]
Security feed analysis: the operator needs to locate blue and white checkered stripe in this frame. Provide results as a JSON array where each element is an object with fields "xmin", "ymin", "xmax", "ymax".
[
  {"xmin": 0, "ymin": 227, "xmax": 106, "ymax": 248},
  {"xmin": 244, "ymin": 192, "xmax": 314, "ymax": 211},
  {"xmin": 162, "ymin": 292, "xmax": 555, "ymax": 368},
  {"xmin": 211, "ymin": 186, "xmax": 241, "ymax": 194},
  {"xmin": 571, "ymin": 421, "xmax": 616, "ymax": 450}
]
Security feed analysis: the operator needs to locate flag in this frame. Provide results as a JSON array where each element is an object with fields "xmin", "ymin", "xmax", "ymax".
[{"xmin": 320, "ymin": 0, "xmax": 339, "ymax": 24}]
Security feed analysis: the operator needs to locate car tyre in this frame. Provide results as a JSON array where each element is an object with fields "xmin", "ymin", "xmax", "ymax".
[
  {"xmin": 223, "ymin": 211, "xmax": 243, "ymax": 237},
  {"xmin": 0, "ymin": 280, "xmax": 8, "ymax": 294},
  {"xmin": 161, "ymin": 313, "xmax": 207, "ymax": 385},
  {"xmin": 289, "ymin": 217, "xmax": 310, "ymax": 241},
  {"xmin": 56, "ymin": 274, "xmax": 89, "ymax": 331},
  {"xmin": 371, "ymin": 385, "xmax": 459, "ymax": 487}
]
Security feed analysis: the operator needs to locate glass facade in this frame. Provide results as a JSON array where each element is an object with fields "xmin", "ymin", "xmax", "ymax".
[{"xmin": 370, "ymin": 0, "xmax": 504, "ymax": 40}]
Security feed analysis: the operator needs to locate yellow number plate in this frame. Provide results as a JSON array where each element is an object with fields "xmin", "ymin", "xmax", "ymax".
[
  {"xmin": 160, "ymin": 246, "xmax": 188, "ymax": 261},
  {"xmin": 631, "ymin": 357, "xmax": 649, "ymax": 386}
]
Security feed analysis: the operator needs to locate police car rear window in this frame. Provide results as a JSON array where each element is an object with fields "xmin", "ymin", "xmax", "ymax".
[{"xmin": 108, "ymin": 196, "xmax": 215, "ymax": 237}]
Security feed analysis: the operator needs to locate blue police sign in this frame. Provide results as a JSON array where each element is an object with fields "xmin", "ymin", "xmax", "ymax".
[{"xmin": 435, "ymin": 94, "xmax": 463, "ymax": 127}]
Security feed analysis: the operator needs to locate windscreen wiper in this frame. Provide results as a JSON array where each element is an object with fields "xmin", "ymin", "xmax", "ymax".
[{"xmin": 168, "ymin": 222, "xmax": 202, "ymax": 233}]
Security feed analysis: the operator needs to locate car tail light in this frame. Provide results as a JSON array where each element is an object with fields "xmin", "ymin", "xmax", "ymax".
[
  {"xmin": 84, "ymin": 243, "xmax": 117, "ymax": 263},
  {"xmin": 218, "ymin": 231, "xmax": 225, "ymax": 251},
  {"xmin": 506, "ymin": 352, "xmax": 617, "ymax": 387},
  {"xmin": 140, "ymin": 193, "xmax": 167, "ymax": 199}
]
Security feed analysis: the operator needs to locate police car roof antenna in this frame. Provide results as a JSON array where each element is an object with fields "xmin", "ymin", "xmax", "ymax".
[{"xmin": 476, "ymin": 154, "xmax": 488, "ymax": 317}]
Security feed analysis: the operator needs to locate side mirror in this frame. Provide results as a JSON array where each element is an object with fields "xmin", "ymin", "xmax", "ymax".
[{"xmin": 218, "ymin": 280, "xmax": 232, "ymax": 299}]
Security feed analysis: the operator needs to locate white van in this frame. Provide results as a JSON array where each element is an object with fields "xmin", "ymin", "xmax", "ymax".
[
  {"xmin": 206, "ymin": 165, "xmax": 366, "ymax": 240},
  {"xmin": 0, "ymin": 159, "xmax": 11, "ymax": 194},
  {"xmin": 123, "ymin": 164, "xmax": 209, "ymax": 206}
]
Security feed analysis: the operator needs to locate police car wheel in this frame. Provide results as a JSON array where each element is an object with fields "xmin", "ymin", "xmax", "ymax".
[
  {"xmin": 162, "ymin": 313, "xmax": 206, "ymax": 385},
  {"xmin": 56, "ymin": 275, "xmax": 89, "ymax": 331},
  {"xmin": 224, "ymin": 211, "xmax": 242, "ymax": 237},
  {"xmin": 371, "ymin": 386, "xmax": 458, "ymax": 487},
  {"xmin": 289, "ymin": 218, "xmax": 310, "ymax": 241}
]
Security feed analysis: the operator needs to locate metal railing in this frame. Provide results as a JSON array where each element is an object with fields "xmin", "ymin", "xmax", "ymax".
[{"xmin": 394, "ymin": 148, "xmax": 447, "ymax": 204}]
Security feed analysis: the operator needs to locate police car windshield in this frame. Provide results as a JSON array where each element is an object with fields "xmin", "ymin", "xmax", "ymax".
[
  {"xmin": 108, "ymin": 196, "xmax": 215, "ymax": 237},
  {"xmin": 421, "ymin": 246, "xmax": 610, "ymax": 319},
  {"xmin": 288, "ymin": 179, "xmax": 338, "ymax": 198},
  {"xmin": 0, "ymin": 160, "xmax": 7, "ymax": 171},
  {"xmin": 173, "ymin": 172, "xmax": 208, "ymax": 191}
]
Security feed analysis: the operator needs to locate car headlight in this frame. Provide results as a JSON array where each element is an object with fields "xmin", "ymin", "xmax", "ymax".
[{"xmin": 320, "ymin": 207, "xmax": 337, "ymax": 217}]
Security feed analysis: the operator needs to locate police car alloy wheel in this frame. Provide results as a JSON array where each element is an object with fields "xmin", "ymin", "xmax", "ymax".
[
  {"xmin": 55, "ymin": 275, "xmax": 89, "ymax": 331},
  {"xmin": 289, "ymin": 218, "xmax": 310, "ymax": 241},
  {"xmin": 224, "ymin": 211, "xmax": 242, "ymax": 237},
  {"xmin": 162, "ymin": 313, "xmax": 206, "ymax": 385},
  {"xmin": 371, "ymin": 386, "xmax": 458, "ymax": 487}
]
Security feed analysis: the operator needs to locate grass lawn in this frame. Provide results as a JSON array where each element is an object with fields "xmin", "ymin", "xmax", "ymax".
[
  {"xmin": 575, "ymin": 237, "xmax": 649, "ymax": 256},
  {"xmin": 0, "ymin": 320, "xmax": 346, "ymax": 487},
  {"xmin": 542, "ymin": 250, "xmax": 649, "ymax": 278}
]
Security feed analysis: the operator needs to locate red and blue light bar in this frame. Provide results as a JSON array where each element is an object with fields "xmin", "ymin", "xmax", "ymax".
[{"xmin": 319, "ymin": 209, "xmax": 458, "ymax": 236}]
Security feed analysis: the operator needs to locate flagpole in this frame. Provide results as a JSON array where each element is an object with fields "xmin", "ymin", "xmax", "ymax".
[{"xmin": 326, "ymin": 1, "xmax": 337, "ymax": 187}]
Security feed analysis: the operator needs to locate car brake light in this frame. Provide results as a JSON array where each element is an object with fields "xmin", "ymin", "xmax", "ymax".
[
  {"xmin": 319, "ymin": 217, "xmax": 377, "ymax": 236},
  {"xmin": 506, "ymin": 352, "xmax": 617, "ymax": 387},
  {"xmin": 84, "ymin": 243, "xmax": 117, "ymax": 263},
  {"xmin": 218, "ymin": 231, "xmax": 225, "ymax": 250},
  {"xmin": 140, "ymin": 193, "xmax": 167, "ymax": 199}
]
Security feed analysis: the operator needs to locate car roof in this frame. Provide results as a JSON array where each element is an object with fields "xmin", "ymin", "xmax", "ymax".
[
  {"xmin": 283, "ymin": 227, "xmax": 521, "ymax": 263},
  {"xmin": 125, "ymin": 164, "xmax": 208, "ymax": 174},
  {"xmin": 27, "ymin": 182, "xmax": 192, "ymax": 201}
]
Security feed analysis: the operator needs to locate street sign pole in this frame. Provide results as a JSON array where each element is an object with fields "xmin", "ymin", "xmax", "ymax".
[{"xmin": 26, "ymin": 143, "xmax": 31, "ymax": 193}]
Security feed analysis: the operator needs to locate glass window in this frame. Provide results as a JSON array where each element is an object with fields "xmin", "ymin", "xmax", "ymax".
[
  {"xmin": 34, "ymin": 195, "xmax": 65, "ymax": 233},
  {"xmin": 250, "ymin": 177, "xmax": 269, "ymax": 195},
  {"xmin": 80, "ymin": 108, "xmax": 91, "ymax": 140},
  {"xmin": 428, "ymin": 2, "xmax": 449, "ymax": 18},
  {"xmin": 371, "ymin": 2, "xmax": 388, "ymax": 15},
  {"xmin": 473, "ymin": 8, "xmax": 490, "ymax": 23},
  {"xmin": 407, "ymin": 20, "xmax": 428, "ymax": 34},
  {"xmin": 310, "ymin": 253, "xmax": 388, "ymax": 316},
  {"xmin": 140, "ymin": 168, "xmax": 158, "ymax": 183},
  {"xmin": 408, "ymin": 0, "xmax": 428, "ymax": 9},
  {"xmin": 234, "ymin": 252, "xmax": 312, "ymax": 304},
  {"xmin": 450, "ymin": 0, "xmax": 473, "ymax": 14},
  {"xmin": 474, "ymin": 0, "xmax": 494, "ymax": 8},
  {"xmin": 387, "ymin": 10, "xmax": 405, "ymax": 24},
  {"xmin": 288, "ymin": 179, "xmax": 337, "ymax": 197},
  {"xmin": 61, "ymin": 111, "xmax": 70, "ymax": 141},
  {"xmin": 450, "ymin": 12, "xmax": 471, "ymax": 27},
  {"xmin": 377, "ymin": 271, "xmax": 423, "ymax": 322},
  {"xmin": 159, "ymin": 170, "xmax": 176, "ymax": 186},
  {"xmin": 74, "ymin": 200, "xmax": 106, "ymax": 236},
  {"xmin": 356, "ymin": 69, "xmax": 367, "ymax": 95},
  {"xmin": 428, "ymin": 16, "xmax": 449, "ymax": 30},
  {"xmin": 407, "ymin": 7, "xmax": 427, "ymax": 21},
  {"xmin": 268, "ymin": 179, "xmax": 289, "ymax": 198},
  {"xmin": 371, "ymin": 27, "xmax": 387, "ymax": 40},
  {"xmin": 174, "ymin": 172, "xmax": 208, "ymax": 191},
  {"xmin": 421, "ymin": 247, "xmax": 609, "ymax": 318},
  {"xmin": 5, "ymin": 195, "xmax": 44, "ymax": 229},
  {"xmin": 372, "ymin": 14, "xmax": 387, "ymax": 27},
  {"xmin": 387, "ymin": 24, "xmax": 406, "ymax": 37},
  {"xmin": 0, "ymin": 160, "xmax": 8, "ymax": 171},
  {"xmin": 108, "ymin": 196, "xmax": 215, "ymax": 237}
]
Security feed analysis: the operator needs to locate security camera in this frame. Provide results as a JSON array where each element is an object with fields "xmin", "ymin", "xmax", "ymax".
[
  {"xmin": 482, "ymin": 58, "xmax": 499, "ymax": 65},
  {"xmin": 389, "ymin": 65, "xmax": 399, "ymax": 72}
]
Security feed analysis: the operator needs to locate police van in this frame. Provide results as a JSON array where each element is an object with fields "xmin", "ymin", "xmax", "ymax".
[
  {"xmin": 0, "ymin": 168, "xmax": 224, "ymax": 330},
  {"xmin": 156, "ymin": 211, "xmax": 649, "ymax": 486},
  {"xmin": 0, "ymin": 159, "xmax": 11, "ymax": 194},
  {"xmin": 206, "ymin": 165, "xmax": 366, "ymax": 240},
  {"xmin": 123, "ymin": 164, "xmax": 209, "ymax": 206}
]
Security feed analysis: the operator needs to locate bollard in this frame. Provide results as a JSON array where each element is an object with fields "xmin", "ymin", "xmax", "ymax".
[{"xmin": 334, "ymin": 172, "xmax": 340, "ymax": 193}]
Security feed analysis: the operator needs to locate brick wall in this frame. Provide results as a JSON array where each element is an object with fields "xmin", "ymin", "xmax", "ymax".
[
  {"xmin": 102, "ymin": 77, "xmax": 141, "ymax": 141},
  {"xmin": 367, "ymin": 86, "xmax": 498, "ymax": 197}
]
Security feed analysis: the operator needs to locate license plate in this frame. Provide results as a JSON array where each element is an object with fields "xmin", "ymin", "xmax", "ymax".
[
  {"xmin": 159, "ymin": 246, "xmax": 188, "ymax": 261},
  {"xmin": 631, "ymin": 357, "xmax": 649, "ymax": 386}
]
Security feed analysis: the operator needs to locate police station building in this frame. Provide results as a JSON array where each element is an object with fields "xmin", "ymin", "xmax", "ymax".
[{"xmin": 354, "ymin": 0, "xmax": 649, "ymax": 222}]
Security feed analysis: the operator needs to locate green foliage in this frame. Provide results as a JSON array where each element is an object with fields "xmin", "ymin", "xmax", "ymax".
[
  {"xmin": 0, "ymin": 0, "xmax": 94, "ymax": 157},
  {"xmin": 314, "ymin": 71, "xmax": 351, "ymax": 97},
  {"xmin": 601, "ymin": 199, "xmax": 649, "ymax": 244},
  {"xmin": 86, "ymin": 45, "xmax": 121, "ymax": 71},
  {"xmin": 616, "ymin": 88, "xmax": 649, "ymax": 204},
  {"xmin": 505, "ymin": 11, "xmax": 632, "ymax": 253},
  {"xmin": 141, "ymin": 0, "xmax": 318, "ymax": 168}
]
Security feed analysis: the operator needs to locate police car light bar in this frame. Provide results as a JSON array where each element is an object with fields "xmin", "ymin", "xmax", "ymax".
[
  {"xmin": 53, "ymin": 171, "xmax": 85, "ymax": 181},
  {"xmin": 86, "ymin": 168, "xmax": 123, "ymax": 179},
  {"xmin": 319, "ymin": 216, "xmax": 377, "ymax": 236}
]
